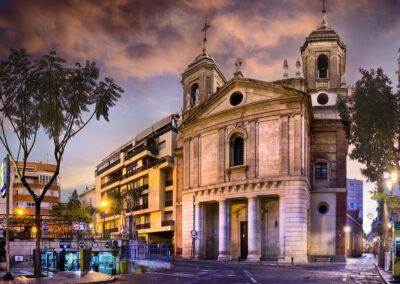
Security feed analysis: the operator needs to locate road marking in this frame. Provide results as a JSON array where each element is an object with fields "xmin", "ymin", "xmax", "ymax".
[{"xmin": 243, "ymin": 270, "xmax": 258, "ymax": 284}]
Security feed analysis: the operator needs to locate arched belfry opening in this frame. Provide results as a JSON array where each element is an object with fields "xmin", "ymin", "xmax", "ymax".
[
  {"xmin": 317, "ymin": 54, "xmax": 329, "ymax": 79},
  {"xmin": 190, "ymin": 83, "xmax": 199, "ymax": 105}
]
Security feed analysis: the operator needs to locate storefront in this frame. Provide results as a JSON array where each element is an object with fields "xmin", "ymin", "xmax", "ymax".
[{"xmin": 91, "ymin": 251, "xmax": 117, "ymax": 275}]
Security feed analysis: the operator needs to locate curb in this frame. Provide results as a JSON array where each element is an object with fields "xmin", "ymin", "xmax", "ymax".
[{"xmin": 373, "ymin": 261, "xmax": 389, "ymax": 284}]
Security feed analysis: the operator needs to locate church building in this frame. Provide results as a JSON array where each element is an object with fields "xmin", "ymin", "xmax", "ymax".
[{"xmin": 175, "ymin": 6, "xmax": 348, "ymax": 262}]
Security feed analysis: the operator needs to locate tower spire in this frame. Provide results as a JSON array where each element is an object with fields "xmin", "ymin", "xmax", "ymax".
[
  {"xmin": 201, "ymin": 20, "xmax": 211, "ymax": 55},
  {"xmin": 320, "ymin": 0, "xmax": 328, "ymax": 28}
]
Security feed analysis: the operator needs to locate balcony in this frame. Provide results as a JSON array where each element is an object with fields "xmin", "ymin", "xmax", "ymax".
[
  {"xmin": 136, "ymin": 223, "xmax": 150, "ymax": 230},
  {"xmin": 126, "ymin": 144, "xmax": 158, "ymax": 160},
  {"xmin": 165, "ymin": 200, "xmax": 173, "ymax": 207},
  {"xmin": 96, "ymin": 158, "xmax": 120, "ymax": 176},
  {"xmin": 161, "ymin": 220, "xmax": 174, "ymax": 227},
  {"xmin": 165, "ymin": 180, "xmax": 173, "ymax": 187},
  {"xmin": 136, "ymin": 203, "xmax": 149, "ymax": 211}
]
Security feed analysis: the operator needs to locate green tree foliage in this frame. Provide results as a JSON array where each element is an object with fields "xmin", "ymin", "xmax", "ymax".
[
  {"xmin": 0, "ymin": 48, "xmax": 123, "ymax": 277},
  {"xmin": 108, "ymin": 189, "xmax": 125, "ymax": 217},
  {"xmin": 51, "ymin": 190, "xmax": 94, "ymax": 224},
  {"xmin": 337, "ymin": 68, "xmax": 399, "ymax": 182}
]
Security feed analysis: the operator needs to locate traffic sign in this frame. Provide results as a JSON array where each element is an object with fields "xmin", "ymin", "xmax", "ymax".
[{"xmin": 59, "ymin": 241, "xmax": 71, "ymax": 249}]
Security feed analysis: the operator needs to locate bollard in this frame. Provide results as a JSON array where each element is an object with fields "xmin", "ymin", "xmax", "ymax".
[
  {"xmin": 259, "ymin": 256, "xmax": 262, "ymax": 264},
  {"xmin": 291, "ymin": 257, "xmax": 294, "ymax": 264}
]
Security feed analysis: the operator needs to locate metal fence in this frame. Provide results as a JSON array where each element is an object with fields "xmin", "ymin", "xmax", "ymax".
[{"xmin": 128, "ymin": 243, "xmax": 172, "ymax": 262}]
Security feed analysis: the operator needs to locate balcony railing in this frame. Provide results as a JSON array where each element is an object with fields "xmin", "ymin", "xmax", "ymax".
[
  {"xmin": 164, "ymin": 200, "xmax": 173, "ymax": 207},
  {"xmin": 161, "ymin": 220, "xmax": 174, "ymax": 227},
  {"xmin": 101, "ymin": 156, "xmax": 174, "ymax": 189},
  {"xmin": 126, "ymin": 144, "xmax": 158, "ymax": 160},
  {"xmin": 136, "ymin": 223, "xmax": 150, "ymax": 230},
  {"xmin": 96, "ymin": 158, "xmax": 121, "ymax": 176}
]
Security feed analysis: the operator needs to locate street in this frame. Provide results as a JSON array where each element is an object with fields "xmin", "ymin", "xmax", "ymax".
[{"xmin": 116, "ymin": 254, "xmax": 384, "ymax": 284}]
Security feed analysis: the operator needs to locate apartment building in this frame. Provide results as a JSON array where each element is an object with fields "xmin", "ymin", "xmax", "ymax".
[
  {"xmin": 0, "ymin": 161, "xmax": 61, "ymax": 215},
  {"xmin": 95, "ymin": 115, "xmax": 178, "ymax": 243}
]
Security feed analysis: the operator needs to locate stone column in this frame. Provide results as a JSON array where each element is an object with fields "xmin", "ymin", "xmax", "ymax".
[
  {"xmin": 194, "ymin": 202, "xmax": 203, "ymax": 259},
  {"xmin": 247, "ymin": 196, "xmax": 261, "ymax": 262},
  {"xmin": 279, "ymin": 195, "xmax": 286, "ymax": 260},
  {"xmin": 218, "ymin": 199, "xmax": 230, "ymax": 260}
]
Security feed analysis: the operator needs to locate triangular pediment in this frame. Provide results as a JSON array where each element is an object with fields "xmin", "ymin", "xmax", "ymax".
[{"xmin": 181, "ymin": 78, "xmax": 308, "ymax": 126}]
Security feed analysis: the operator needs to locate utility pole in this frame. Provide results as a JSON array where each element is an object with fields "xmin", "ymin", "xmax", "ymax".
[{"xmin": 3, "ymin": 155, "xmax": 13, "ymax": 280}]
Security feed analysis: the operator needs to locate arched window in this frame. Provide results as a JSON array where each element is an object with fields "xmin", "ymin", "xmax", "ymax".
[
  {"xmin": 190, "ymin": 83, "xmax": 199, "ymax": 105},
  {"xmin": 317, "ymin": 54, "xmax": 329, "ymax": 79},
  {"xmin": 231, "ymin": 136, "xmax": 244, "ymax": 166},
  {"xmin": 315, "ymin": 163, "xmax": 328, "ymax": 180}
]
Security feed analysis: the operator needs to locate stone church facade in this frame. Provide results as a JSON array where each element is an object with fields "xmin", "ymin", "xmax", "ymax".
[{"xmin": 175, "ymin": 9, "xmax": 348, "ymax": 263}]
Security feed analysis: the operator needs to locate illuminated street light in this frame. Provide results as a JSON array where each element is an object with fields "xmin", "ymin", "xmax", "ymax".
[
  {"xmin": 344, "ymin": 225, "xmax": 351, "ymax": 233},
  {"xmin": 16, "ymin": 208, "xmax": 24, "ymax": 216},
  {"xmin": 100, "ymin": 200, "xmax": 109, "ymax": 208},
  {"xmin": 388, "ymin": 222, "xmax": 393, "ymax": 230},
  {"xmin": 100, "ymin": 199, "xmax": 109, "ymax": 239},
  {"xmin": 31, "ymin": 226, "xmax": 37, "ymax": 234},
  {"xmin": 391, "ymin": 171, "xmax": 398, "ymax": 183}
]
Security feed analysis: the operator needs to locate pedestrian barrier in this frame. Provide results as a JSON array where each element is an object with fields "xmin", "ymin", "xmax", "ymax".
[{"xmin": 129, "ymin": 243, "xmax": 172, "ymax": 262}]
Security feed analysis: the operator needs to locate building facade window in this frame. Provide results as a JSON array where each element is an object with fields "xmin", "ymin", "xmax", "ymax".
[
  {"xmin": 315, "ymin": 163, "xmax": 328, "ymax": 180},
  {"xmin": 231, "ymin": 136, "xmax": 244, "ymax": 166},
  {"xmin": 317, "ymin": 54, "xmax": 329, "ymax": 79}
]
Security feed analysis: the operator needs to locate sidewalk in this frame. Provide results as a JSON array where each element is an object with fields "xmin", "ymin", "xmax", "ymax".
[
  {"xmin": 0, "ymin": 271, "xmax": 115, "ymax": 284},
  {"xmin": 372, "ymin": 254, "xmax": 400, "ymax": 283}
]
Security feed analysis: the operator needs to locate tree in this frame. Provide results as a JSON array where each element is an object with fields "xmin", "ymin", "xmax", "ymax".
[
  {"xmin": 337, "ymin": 67, "xmax": 399, "ymax": 267},
  {"xmin": 0, "ymin": 49, "xmax": 123, "ymax": 277},
  {"xmin": 107, "ymin": 190, "xmax": 125, "ymax": 238},
  {"xmin": 124, "ymin": 186, "xmax": 144, "ymax": 239},
  {"xmin": 51, "ymin": 189, "xmax": 95, "ymax": 224},
  {"xmin": 337, "ymin": 68, "xmax": 398, "ymax": 182}
]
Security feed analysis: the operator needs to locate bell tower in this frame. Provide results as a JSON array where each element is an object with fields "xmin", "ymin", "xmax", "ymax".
[
  {"xmin": 300, "ymin": 2, "xmax": 347, "ymax": 112},
  {"xmin": 181, "ymin": 22, "xmax": 226, "ymax": 112}
]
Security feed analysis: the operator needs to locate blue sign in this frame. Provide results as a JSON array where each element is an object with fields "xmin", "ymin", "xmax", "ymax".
[
  {"xmin": 59, "ymin": 241, "xmax": 71, "ymax": 249},
  {"xmin": 0, "ymin": 156, "xmax": 10, "ymax": 198}
]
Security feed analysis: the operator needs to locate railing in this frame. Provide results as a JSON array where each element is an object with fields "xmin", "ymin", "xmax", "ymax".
[
  {"xmin": 161, "ymin": 220, "xmax": 175, "ymax": 227},
  {"xmin": 96, "ymin": 158, "xmax": 121, "ymax": 176},
  {"xmin": 126, "ymin": 144, "xmax": 158, "ymax": 160},
  {"xmin": 101, "ymin": 156, "xmax": 174, "ymax": 189},
  {"xmin": 136, "ymin": 223, "xmax": 150, "ymax": 230},
  {"xmin": 165, "ymin": 180, "xmax": 173, "ymax": 187},
  {"xmin": 164, "ymin": 200, "xmax": 173, "ymax": 207},
  {"xmin": 129, "ymin": 243, "xmax": 173, "ymax": 262},
  {"xmin": 134, "ymin": 204, "xmax": 148, "ymax": 211}
]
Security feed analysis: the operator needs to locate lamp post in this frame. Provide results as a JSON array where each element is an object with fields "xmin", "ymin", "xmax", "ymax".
[
  {"xmin": 344, "ymin": 225, "xmax": 351, "ymax": 257},
  {"xmin": 100, "ymin": 200, "xmax": 108, "ymax": 239}
]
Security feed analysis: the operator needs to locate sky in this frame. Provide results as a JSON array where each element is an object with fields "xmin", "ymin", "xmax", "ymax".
[{"xmin": 0, "ymin": 0, "xmax": 399, "ymax": 233}]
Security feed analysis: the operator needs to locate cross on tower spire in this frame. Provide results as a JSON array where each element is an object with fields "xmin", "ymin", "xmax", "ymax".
[
  {"xmin": 201, "ymin": 20, "xmax": 211, "ymax": 54},
  {"xmin": 320, "ymin": 0, "xmax": 328, "ymax": 28}
]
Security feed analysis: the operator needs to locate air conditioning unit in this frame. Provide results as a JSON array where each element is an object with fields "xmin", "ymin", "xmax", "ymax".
[{"xmin": 112, "ymin": 239, "xmax": 129, "ymax": 248}]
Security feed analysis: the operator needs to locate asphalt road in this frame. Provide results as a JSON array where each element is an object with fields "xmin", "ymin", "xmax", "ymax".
[{"xmin": 116, "ymin": 254, "xmax": 384, "ymax": 284}]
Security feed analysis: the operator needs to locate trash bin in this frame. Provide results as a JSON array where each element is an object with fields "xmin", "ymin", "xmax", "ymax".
[{"xmin": 119, "ymin": 260, "xmax": 128, "ymax": 274}]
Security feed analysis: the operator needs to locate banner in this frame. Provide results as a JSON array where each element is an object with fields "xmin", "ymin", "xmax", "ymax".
[{"xmin": 0, "ymin": 156, "xmax": 10, "ymax": 198}]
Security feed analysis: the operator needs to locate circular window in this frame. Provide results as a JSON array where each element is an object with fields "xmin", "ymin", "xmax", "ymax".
[
  {"xmin": 230, "ymin": 92, "xmax": 243, "ymax": 106},
  {"xmin": 318, "ymin": 202, "xmax": 329, "ymax": 215},
  {"xmin": 317, "ymin": 93, "xmax": 329, "ymax": 105}
]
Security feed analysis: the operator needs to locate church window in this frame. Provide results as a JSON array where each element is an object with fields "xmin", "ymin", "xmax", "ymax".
[
  {"xmin": 318, "ymin": 202, "xmax": 329, "ymax": 214},
  {"xmin": 231, "ymin": 136, "xmax": 244, "ymax": 166},
  {"xmin": 190, "ymin": 83, "xmax": 199, "ymax": 105},
  {"xmin": 315, "ymin": 163, "xmax": 328, "ymax": 180},
  {"xmin": 317, "ymin": 54, "xmax": 329, "ymax": 78},
  {"xmin": 230, "ymin": 92, "xmax": 243, "ymax": 106},
  {"xmin": 317, "ymin": 93, "xmax": 329, "ymax": 105}
]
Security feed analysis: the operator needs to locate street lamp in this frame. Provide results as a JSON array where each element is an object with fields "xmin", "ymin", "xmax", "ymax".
[
  {"xmin": 16, "ymin": 208, "xmax": 24, "ymax": 217},
  {"xmin": 100, "ymin": 199, "xmax": 108, "ymax": 239},
  {"xmin": 344, "ymin": 225, "xmax": 351, "ymax": 233}
]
